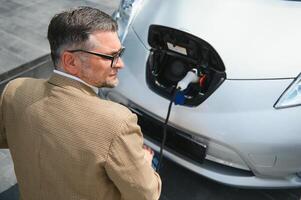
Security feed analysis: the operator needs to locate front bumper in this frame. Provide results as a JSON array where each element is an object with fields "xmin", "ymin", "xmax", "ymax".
[{"xmin": 103, "ymin": 91, "xmax": 301, "ymax": 188}]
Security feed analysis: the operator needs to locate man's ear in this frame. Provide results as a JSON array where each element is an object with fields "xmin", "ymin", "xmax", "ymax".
[{"xmin": 61, "ymin": 51, "xmax": 80, "ymax": 76}]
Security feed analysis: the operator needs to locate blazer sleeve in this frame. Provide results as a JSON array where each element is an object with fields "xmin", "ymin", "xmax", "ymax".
[
  {"xmin": 0, "ymin": 83, "xmax": 9, "ymax": 148},
  {"xmin": 105, "ymin": 113, "xmax": 161, "ymax": 200}
]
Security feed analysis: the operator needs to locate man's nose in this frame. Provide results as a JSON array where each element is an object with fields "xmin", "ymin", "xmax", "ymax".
[{"xmin": 115, "ymin": 57, "xmax": 124, "ymax": 69}]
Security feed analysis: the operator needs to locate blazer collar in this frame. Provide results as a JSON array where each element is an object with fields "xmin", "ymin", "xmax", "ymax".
[{"xmin": 48, "ymin": 73, "xmax": 97, "ymax": 96}]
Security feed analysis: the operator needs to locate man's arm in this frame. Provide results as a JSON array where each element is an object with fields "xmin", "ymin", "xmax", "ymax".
[
  {"xmin": 0, "ymin": 84, "xmax": 9, "ymax": 148},
  {"xmin": 105, "ymin": 114, "xmax": 161, "ymax": 200}
]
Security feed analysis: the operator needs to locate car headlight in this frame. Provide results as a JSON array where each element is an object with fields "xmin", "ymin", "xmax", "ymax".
[
  {"xmin": 274, "ymin": 73, "xmax": 301, "ymax": 109},
  {"xmin": 113, "ymin": 0, "xmax": 144, "ymax": 43}
]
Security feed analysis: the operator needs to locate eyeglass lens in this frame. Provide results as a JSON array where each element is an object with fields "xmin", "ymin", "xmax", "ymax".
[{"xmin": 111, "ymin": 48, "xmax": 125, "ymax": 68}]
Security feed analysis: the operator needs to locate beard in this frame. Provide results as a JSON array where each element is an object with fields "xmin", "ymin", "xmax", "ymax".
[{"xmin": 99, "ymin": 77, "xmax": 119, "ymax": 88}]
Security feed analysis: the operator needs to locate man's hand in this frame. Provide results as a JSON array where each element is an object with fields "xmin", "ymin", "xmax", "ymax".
[{"xmin": 143, "ymin": 145, "xmax": 154, "ymax": 166}]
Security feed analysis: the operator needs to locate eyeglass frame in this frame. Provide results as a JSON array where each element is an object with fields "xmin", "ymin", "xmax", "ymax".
[{"xmin": 67, "ymin": 47, "xmax": 125, "ymax": 68}]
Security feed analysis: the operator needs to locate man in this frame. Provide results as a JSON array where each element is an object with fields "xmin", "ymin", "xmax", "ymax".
[{"xmin": 0, "ymin": 6, "xmax": 161, "ymax": 200}]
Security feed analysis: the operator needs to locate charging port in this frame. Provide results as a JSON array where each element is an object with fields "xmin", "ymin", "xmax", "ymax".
[{"xmin": 146, "ymin": 25, "xmax": 226, "ymax": 106}]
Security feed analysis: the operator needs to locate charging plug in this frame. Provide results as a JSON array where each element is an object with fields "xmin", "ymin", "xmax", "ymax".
[
  {"xmin": 174, "ymin": 90, "xmax": 186, "ymax": 105},
  {"xmin": 176, "ymin": 68, "xmax": 199, "ymax": 91}
]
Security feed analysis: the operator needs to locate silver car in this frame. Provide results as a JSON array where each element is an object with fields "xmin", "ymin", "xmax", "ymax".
[{"xmin": 102, "ymin": 0, "xmax": 301, "ymax": 188}]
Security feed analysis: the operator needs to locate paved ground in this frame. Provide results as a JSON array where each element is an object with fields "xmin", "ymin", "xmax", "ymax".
[
  {"xmin": 0, "ymin": 150, "xmax": 16, "ymax": 194},
  {"xmin": 0, "ymin": 0, "xmax": 301, "ymax": 200},
  {"xmin": 0, "ymin": 0, "xmax": 119, "ymax": 75}
]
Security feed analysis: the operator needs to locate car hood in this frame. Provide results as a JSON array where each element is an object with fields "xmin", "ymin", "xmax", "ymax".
[{"xmin": 132, "ymin": 0, "xmax": 301, "ymax": 79}]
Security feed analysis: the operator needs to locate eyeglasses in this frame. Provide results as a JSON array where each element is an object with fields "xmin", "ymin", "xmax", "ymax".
[{"xmin": 68, "ymin": 47, "xmax": 125, "ymax": 68}]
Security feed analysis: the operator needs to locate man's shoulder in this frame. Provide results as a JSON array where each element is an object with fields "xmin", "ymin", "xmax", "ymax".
[
  {"xmin": 6, "ymin": 77, "xmax": 45, "ymax": 90},
  {"xmin": 93, "ymin": 98, "xmax": 134, "ymax": 119},
  {"xmin": 3, "ymin": 77, "xmax": 46, "ymax": 95},
  {"xmin": 10, "ymin": 77, "xmax": 44, "ymax": 84},
  {"xmin": 87, "ymin": 97, "xmax": 136, "ymax": 127}
]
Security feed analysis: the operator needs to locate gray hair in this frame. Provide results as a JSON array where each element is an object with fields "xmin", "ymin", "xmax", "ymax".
[{"xmin": 47, "ymin": 6, "xmax": 118, "ymax": 67}]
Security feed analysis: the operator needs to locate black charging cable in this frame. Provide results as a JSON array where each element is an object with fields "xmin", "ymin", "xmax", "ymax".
[
  {"xmin": 155, "ymin": 68, "xmax": 199, "ymax": 173},
  {"xmin": 156, "ymin": 88, "xmax": 179, "ymax": 173}
]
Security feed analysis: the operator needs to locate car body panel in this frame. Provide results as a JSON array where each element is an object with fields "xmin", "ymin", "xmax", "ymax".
[
  {"xmin": 132, "ymin": 0, "xmax": 301, "ymax": 79},
  {"xmin": 107, "ymin": 0, "xmax": 301, "ymax": 187}
]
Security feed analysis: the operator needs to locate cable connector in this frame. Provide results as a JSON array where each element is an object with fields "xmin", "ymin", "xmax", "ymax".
[{"xmin": 176, "ymin": 68, "xmax": 199, "ymax": 91}]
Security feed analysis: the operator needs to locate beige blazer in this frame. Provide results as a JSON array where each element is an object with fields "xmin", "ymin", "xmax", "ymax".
[{"xmin": 0, "ymin": 74, "xmax": 161, "ymax": 200}]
